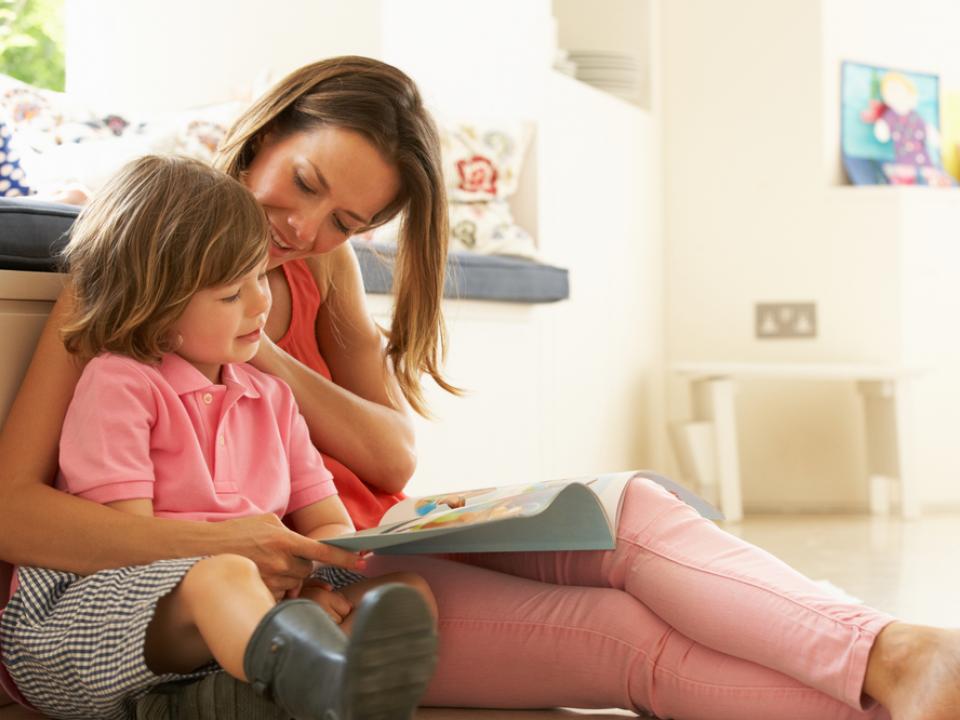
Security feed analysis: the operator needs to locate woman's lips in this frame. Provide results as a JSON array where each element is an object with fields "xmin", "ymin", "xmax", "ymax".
[{"xmin": 269, "ymin": 225, "xmax": 298, "ymax": 256}]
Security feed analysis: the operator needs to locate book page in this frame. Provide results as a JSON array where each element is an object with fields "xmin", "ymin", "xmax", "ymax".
[
  {"xmin": 380, "ymin": 472, "xmax": 634, "ymax": 528},
  {"xmin": 354, "ymin": 481, "xmax": 575, "ymax": 541}
]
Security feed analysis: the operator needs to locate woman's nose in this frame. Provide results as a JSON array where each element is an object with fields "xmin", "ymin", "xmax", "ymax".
[{"xmin": 287, "ymin": 201, "xmax": 328, "ymax": 247}]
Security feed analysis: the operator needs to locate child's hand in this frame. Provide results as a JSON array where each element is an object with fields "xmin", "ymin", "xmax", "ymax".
[{"xmin": 300, "ymin": 582, "xmax": 353, "ymax": 625}]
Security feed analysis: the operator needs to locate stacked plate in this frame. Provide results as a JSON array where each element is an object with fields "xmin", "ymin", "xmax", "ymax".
[{"xmin": 567, "ymin": 50, "xmax": 644, "ymax": 105}]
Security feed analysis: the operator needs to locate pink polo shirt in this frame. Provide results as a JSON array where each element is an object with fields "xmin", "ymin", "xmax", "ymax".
[
  {"xmin": 0, "ymin": 353, "xmax": 337, "ymax": 705},
  {"xmin": 56, "ymin": 352, "xmax": 336, "ymax": 518}
]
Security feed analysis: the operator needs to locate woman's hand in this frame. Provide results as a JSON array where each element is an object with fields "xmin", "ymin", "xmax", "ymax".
[{"xmin": 217, "ymin": 513, "xmax": 365, "ymax": 599}]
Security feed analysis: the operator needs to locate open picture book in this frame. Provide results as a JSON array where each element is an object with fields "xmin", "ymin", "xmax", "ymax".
[{"xmin": 324, "ymin": 470, "xmax": 722, "ymax": 555}]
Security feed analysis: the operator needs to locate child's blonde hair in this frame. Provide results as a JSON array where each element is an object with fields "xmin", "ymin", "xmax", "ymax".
[{"xmin": 61, "ymin": 155, "xmax": 269, "ymax": 364}]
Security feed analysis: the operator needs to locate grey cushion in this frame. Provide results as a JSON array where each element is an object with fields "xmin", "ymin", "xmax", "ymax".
[
  {"xmin": 0, "ymin": 197, "xmax": 77, "ymax": 272},
  {"xmin": 0, "ymin": 198, "xmax": 570, "ymax": 303},
  {"xmin": 354, "ymin": 243, "xmax": 569, "ymax": 303}
]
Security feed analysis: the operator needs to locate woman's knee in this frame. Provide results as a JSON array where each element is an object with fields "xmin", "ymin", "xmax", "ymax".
[{"xmin": 384, "ymin": 571, "xmax": 438, "ymax": 619}]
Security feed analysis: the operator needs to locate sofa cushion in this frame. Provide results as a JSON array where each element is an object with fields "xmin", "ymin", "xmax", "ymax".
[
  {"xmin": 0, "ymin": 196, "xmax": 76, "ymax": 271},
  {"xmin": 354, "ymin": 242, "xmax": 569, "ymax": 303},
  {"xmin": 0, "ymin": 198, "xmax": 569, "ymax": 303}
]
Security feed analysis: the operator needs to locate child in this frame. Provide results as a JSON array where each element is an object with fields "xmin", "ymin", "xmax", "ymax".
[{"xmin": 0, "ymin": 155, "xmax": 438, "ymax": 720}]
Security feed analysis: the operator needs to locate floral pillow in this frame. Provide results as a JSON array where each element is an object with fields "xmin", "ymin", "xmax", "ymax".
[
  {"xmin": 0, "ymin": 74, "xmax": 112, "ymax": 151},
  {"xmin": 449, "ymin": 201, "xmax": 536, "ymax": 258},
  {"xmin": 358, "ymin": 119, "xmax": 538, "ymax": 258},
  {"xmin": 440, "ymin": 120, "xmax": 531, "ymax": 202},
  {"xmin": 0, "ymin": 72, "xmax": 244, "ymax": 199}
]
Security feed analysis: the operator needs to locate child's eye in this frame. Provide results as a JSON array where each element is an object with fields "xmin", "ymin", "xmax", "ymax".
[{"xmin": 221, "ymin": 292, "xmax": 241, "ymax": 303}]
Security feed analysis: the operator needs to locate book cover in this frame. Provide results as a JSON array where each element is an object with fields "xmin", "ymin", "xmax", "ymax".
[{"xmin": 325, "ymin": 471, "xmax": 721, "ymax": 555}]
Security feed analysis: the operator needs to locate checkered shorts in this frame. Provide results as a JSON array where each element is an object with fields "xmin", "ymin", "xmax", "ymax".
[
  {"xmin": 310, "ymin": 565, "xmax": 365, "ymax": 590},
  {"xmin": 0, "ymin": 559, "xmax": 216, "ymax": 720}
]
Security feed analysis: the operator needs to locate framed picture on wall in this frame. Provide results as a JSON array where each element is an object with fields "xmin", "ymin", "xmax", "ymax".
[{"xmin": 841, "ymin": 60, "xmax": 954, "ymax": 187}]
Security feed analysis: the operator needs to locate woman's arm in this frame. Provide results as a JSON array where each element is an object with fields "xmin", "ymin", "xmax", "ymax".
[
  {"xmin": 0, "ymin": 289, "xmax": 360, "ymax": 592},
  {"xmin": 254, "ymin": 244, "xmax": 417, "ymax": 494}
]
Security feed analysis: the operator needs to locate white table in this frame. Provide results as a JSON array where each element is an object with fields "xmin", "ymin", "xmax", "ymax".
[{"xmin": 672, "ymin": 363, "xmax": 921, "ymax": 521}]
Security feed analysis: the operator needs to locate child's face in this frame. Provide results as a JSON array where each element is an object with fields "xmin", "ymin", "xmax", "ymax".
[{"xmin": 171, "ymin": 258, "xmax": 271, "ymax": 382}]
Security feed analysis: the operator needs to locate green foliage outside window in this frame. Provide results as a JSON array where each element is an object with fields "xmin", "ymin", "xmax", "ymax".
[{"xmin": 0, "ymin": 0, "xmax": 65, "ymax": 91}]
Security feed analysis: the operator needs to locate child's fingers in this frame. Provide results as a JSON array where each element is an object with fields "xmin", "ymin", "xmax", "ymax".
[
  {"xmin": 328, "ymin": 591, "xmax": 352, "ymax": 617},
  {"xmin": 322, "ymin": 605, "xmax": 344, "ymax": 624},
  {"xmin": 302, "ymin": 578, "xmax": 335, "ymax": 592}
]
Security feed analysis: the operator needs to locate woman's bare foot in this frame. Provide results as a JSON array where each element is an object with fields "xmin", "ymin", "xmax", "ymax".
[{"xmin": 864, "ymin": 622, "xmax": 960, "ymax": 720}]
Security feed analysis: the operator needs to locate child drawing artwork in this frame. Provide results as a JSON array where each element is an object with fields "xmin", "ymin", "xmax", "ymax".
[
  {"xmin": 847, "ymin": 63, "xmax": 954, "ymax": 187},
  {"xmin": 871, "ymin": 72, "xmax": 934, "ymax": 168}
]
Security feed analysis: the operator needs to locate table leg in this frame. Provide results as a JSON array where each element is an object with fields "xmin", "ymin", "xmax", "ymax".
[
  {"xmin": 691, "ymin": 377, "xmax": 743, "ymax": 522},
  {"xmin": 858, "ymin": 379, "xmax": 920, "ymax": 519}
]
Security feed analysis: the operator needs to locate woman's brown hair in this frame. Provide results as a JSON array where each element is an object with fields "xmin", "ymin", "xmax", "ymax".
[
  {"xmin": 215, "ymin": 55, "xmax": 456, "ymax": 415},
  {"xmin": 61, "ymin": 155, "xmax": 269, "ymax": 363}
]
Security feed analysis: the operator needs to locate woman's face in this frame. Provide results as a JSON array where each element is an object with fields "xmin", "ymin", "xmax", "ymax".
[{"xmin": 244, "ymin": 126, "xmax": 401, "ymax": 269}]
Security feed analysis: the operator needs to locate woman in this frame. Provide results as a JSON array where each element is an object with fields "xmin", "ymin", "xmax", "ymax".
[{"xmin": 0, "ymin": 56, "xmax": 957, "ymax": 720}]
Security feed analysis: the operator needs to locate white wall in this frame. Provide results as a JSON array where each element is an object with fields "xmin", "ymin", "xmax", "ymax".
[
  {"xmin": 380, "ymin": 0, "xmax": 556, "ymax": 119},
  {"xmin": 662, "ymin": 0, "xmax": 960, "ymax": 511},
  {"xmin": 65, "ymin": 0, "xmax": 382, "ymax": 112}
]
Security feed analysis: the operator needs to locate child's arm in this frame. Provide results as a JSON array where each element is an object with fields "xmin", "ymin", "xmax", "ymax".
[
  {"xmin": 105, "ymin": 498, "xmax": 154, "ymax": 517},
  {"xmin": 287, "ymin": 495, "xmax": 355, "ymax": 542}
]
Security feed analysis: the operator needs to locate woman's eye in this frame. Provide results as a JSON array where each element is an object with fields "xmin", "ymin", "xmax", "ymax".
[
  {"xmin": 332, "ymin": 214, "xmax": 350, "ymax": 235},
  {"xmin": 293, "ymin": 173, "xmax": 313, "ymax": 194}
]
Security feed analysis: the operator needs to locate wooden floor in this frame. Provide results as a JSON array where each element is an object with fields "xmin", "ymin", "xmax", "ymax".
[{"xmin": 2, "ymin": 511, "xmax": 957, "ymax": 719}]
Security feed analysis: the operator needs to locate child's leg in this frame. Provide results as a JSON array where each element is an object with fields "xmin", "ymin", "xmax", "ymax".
[
  {"xmin": 337, "ymin": 572, "xmax": 437, "ymax": 634},
  {"xmin": 145, "ymin": 554, "xmax": 438, "ymax": 720},
  {"xmin": 144, "ymin": 553, "xmax": 274, "ymax": 678}
]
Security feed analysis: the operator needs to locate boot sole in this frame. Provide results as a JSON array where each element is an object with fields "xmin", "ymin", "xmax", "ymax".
[{"xmin": 339, "ymin": 583, "xmax": 438, "ymax": 720}]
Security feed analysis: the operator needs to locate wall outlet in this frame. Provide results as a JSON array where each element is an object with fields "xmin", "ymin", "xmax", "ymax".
[{"xmin": 755, "ymin": 302, "xmax": 817, "ymax": 339}]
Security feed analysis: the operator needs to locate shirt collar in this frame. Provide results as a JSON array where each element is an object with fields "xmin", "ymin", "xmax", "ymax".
[{"xmin": 158, "ymin": 354, "xmax": 260, "ymax": 399}]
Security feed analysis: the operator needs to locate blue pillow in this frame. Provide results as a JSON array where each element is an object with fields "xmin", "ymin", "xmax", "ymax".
[{"xmin": 0, "ymin": 120, "xmax": 31, "ymax": 197}]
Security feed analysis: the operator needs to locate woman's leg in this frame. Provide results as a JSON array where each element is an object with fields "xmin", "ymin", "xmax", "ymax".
[
  {"xmin": 365, "ymin": 554, "xmax": 887, "ymax": 719},
  {"xmin": 447, "ymin": 477, "xmax": 893, "ymax": 710}
]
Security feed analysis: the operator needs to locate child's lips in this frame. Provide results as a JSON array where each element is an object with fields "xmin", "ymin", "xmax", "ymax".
[{"xmin": 237, "ymin": 328, "xmax": 262, "ymax": 343}]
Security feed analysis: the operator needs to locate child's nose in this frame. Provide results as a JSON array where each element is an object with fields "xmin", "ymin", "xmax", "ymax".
[{"xmin": 250, "ymin": 284, "xmax": 271, "ymax": 316}]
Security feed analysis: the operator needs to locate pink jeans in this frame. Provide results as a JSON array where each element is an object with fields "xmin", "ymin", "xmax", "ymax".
[{"xmin": 366, "ymin": 476, "xmax": 894, "ymax": 719}]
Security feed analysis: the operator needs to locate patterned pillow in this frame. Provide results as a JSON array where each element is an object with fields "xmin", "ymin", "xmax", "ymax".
[
  {"xmin": 355, "ymin": 119, "xmax": 537, "ymax": 258},
  {"xmin": 440, "ymin": 120, "xmax": 532, "ymax": 202},
  {"xmin": 0, "ymin": 119, "xmax": 31, "ymax": 197},
  {"xmin": 0, "ymin": 74, "xmax": 108, "ymax": 151},
  {"xmin": 448, "ymin": 201, "xmax": 537, "ymax": 258},
  {"xmin": 357, "ymin": 200, "xmax": 538, "ymax": 260}
]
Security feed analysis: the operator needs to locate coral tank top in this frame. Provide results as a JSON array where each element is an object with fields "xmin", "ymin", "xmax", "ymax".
[{"xmin": 275, "ymin": 259, "xmax": 404, "ymax": 530}]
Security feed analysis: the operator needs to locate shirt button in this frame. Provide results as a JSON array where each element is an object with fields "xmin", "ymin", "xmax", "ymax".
[
  {"xmin": 202, "ymin": 393, "xmax": 213, "ymax": 405},
  {"xmin": 218, "ymin": 435, "xmax": 225, "ymax": 446}
]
